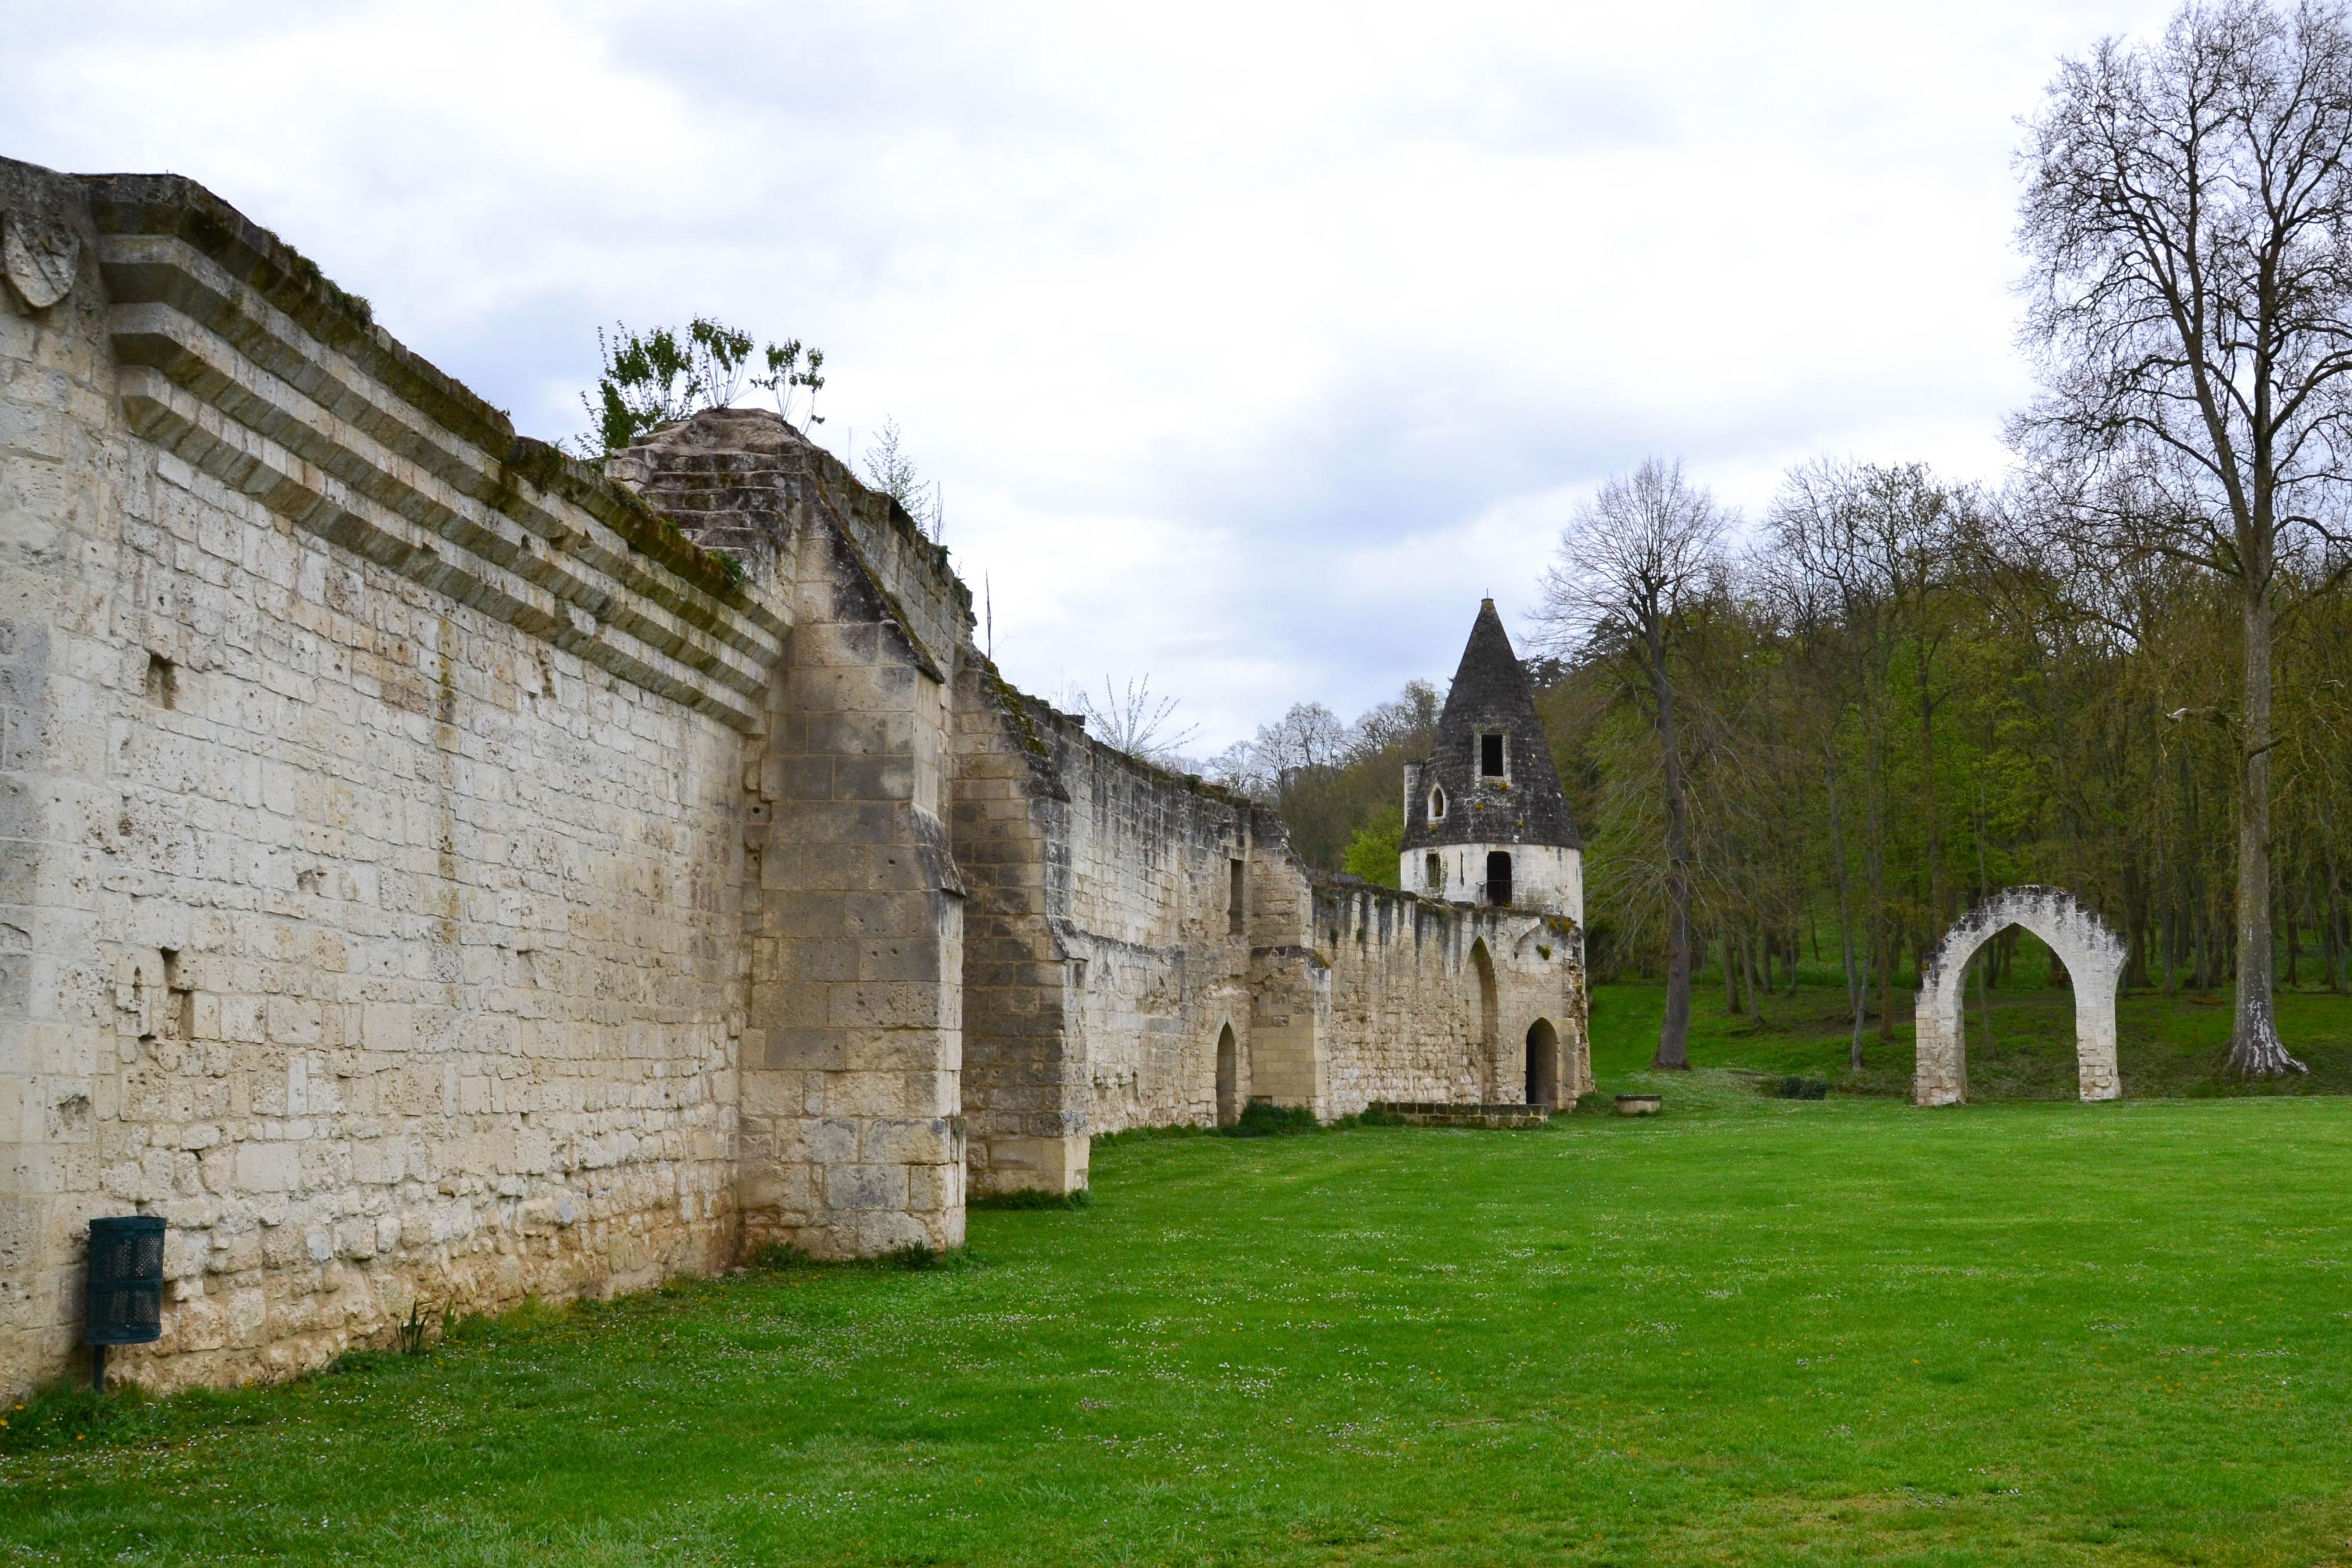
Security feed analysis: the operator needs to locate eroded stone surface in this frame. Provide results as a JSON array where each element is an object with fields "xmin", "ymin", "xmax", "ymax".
[
  {"xmin": 1913, "ymin": 886, "xmax": 2129, "ymax": 1107},
  {"xmin": 0, "ymin": 155, "xmax": 1593, "ymax": 1397}
]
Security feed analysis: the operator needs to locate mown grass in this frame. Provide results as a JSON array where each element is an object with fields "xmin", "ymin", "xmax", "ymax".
[{"xmin": 2, "ymin": 987, "xmax": 2350, "ymax": 1564}]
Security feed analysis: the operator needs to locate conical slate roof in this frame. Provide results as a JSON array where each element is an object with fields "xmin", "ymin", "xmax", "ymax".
[{"xmin": 1400, "ymin": 600, "xmax": 1580, "ymax": 851}]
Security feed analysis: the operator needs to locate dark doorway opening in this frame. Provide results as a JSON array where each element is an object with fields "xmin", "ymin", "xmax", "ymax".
[
  {"xmin": 1486, "ymin": 850, "xmax": 1513, "ymax": 907},
  {"xmin": 1525, "ymin": 1018, "xmax": 1559, "ymax": 1107}
]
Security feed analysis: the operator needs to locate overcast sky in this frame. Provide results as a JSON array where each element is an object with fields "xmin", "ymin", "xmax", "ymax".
[{"xmin": 2, "ymin": 0, "xmax": 2176, "ymax": 749}]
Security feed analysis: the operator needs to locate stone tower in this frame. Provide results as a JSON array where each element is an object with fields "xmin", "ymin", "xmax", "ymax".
[{"xmin": 1399, "ymin": 600, "xmax": 1583, "ymax": 921}]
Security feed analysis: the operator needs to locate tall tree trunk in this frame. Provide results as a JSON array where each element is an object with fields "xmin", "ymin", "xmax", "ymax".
[
  {"xmin": 2329, "ymin": 856, "xmax": 2346, "ymax": 995},
  {"xmin": 2229, "ymin": 582, "xmax": 2303, "ymax": 1073},
  {"xmin": 1865, "ymin": 725, "xmax": 1893, "ymax": 1045},
  {"xmin": 1974, "ymin": 777, "xmax": 1993, "ymax": 1057},
  {"xmin": 1652, "ymin": 622, "xmax": 1694, "ymax": 1070},
  {"xmin": 1826, "ymin": 742, "xmax": 1867, "ymax": 1072},
  {"xmin": 1919, "ymin": 656, "xmax": 1944, "ymax": 928},
  {"xmin": 1744, "ymin": 933, "xmax": 1770, "ymax": 1027}
]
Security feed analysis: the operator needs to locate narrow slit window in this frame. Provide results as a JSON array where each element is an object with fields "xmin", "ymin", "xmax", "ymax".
[
  {"xmin": 144, "ymin": 653, "xmax": 177, "ymax": 710},
  {"xmin": 1227, "ymin": 859, "xmax": 1245, "ymax": 936},
  {"xmin": 1425, "ymin": 852, "xmax": 1443, "ymax": 891}
]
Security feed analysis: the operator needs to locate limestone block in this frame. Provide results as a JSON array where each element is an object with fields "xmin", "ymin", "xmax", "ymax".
[{"xmin": 823, "ymin": 1164, "xmax": 907, "ymax": 1212}]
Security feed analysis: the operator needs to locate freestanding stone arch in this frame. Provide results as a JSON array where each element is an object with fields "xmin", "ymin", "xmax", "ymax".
[{"xmin": 1913, "ymin": 886, "xmax": 2129, "ymax": 1107}]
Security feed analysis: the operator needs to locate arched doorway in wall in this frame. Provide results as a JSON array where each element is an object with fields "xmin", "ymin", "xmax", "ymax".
[
  {"xmin": 1215, "ymin": 1023, "xmax": 1240, "ymax": 1127},
  {"xmin": 1524, "ymin": 1018, "xmax": 1559, "ymax": 1108},
  {"xmin": 1469, "ymin": 939, "xmax": 1499, "ymax": 1091}
]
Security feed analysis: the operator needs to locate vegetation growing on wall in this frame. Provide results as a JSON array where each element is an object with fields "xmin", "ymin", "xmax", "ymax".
[{"xmin": 575, "ymin": 318, "xmax": 826, "ymax": 455}]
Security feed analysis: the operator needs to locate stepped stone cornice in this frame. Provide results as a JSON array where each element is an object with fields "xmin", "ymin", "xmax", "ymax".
[{"xmin": 84, "ymin": 174, "xmax": 785, "ymax": 730}]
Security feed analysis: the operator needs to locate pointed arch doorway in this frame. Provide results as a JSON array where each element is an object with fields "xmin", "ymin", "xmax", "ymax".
[{"xmin": 1524, "ymin": 1018, "xmax": 1559, "ymax": 1108}]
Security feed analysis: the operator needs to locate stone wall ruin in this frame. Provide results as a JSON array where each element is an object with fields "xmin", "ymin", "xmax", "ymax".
[
  {"xmin": 1912, "ymin": 886, "xmax": 2128, "ymax": 1107},
  {"xmin": 0, "ymin": 156, "xmax": 1589, "ymax": 1398}
]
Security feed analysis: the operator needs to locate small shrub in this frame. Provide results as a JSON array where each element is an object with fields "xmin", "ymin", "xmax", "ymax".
[
  {"xmin": 969, "ymin": 1187, "xmax": 1092, "ymax": 1211},
  {"xmin": 1575, "ymin": 1091, "xmax": 1614, "ymax": 1114},
  {"xmin": 499, "ymin": 1295, "xmax": 572, "ymax": 1335},
  {"xmin": 1223, "ymin": 1100, "xmax": 1319, "ymax": 1138},
  {"xmin": 750, "ymin": 1241, "xmax": 815, "ymax": 1271},
  {"xmin": 393, "ymin": 1298, "xmax": 443, "ymax": 1356},
  {"xmin": 1773, "ymin": 1077, "xmax": 1832, "ymax": 1100}
]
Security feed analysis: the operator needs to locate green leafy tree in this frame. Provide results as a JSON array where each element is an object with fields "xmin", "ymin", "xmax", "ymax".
[
  {"xmin": 1342, "ymin": 806, "xmax": 1404, "ymax": 887},
  {"xmin": 576, "ymin": 318, "xmax": 824, "ymax": 455}
]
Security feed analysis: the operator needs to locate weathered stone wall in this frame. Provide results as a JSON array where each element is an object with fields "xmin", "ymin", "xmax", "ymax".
[
  {"xmin": 953, "ymin": 680, "xmax": 1260, "ymax": 1193},
  {"xmin": 954, "ymin": 679, "xmax": 1592, "ymax": 1188},
  {"xmin": 615, "ymin": 409, "xmax": 971, "ymax": 1258},
  {"xmin": 1309, "ymin": 883, "xmax": 1590, "ymax": 1114},
  {"xmin": 0, "ymin": 158, "xmax": 779, "ymax": 1395},
  {"xmin": 0, "ymin": 153, "xmax": 1596, "ymax": 1400}
]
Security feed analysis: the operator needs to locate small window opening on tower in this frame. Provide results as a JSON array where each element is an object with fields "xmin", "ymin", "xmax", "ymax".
[
  {"xmin": 1480, "ymin": 732, "xmax": 1505, "ymax": 779},
  {"xmin": 1425, "ymin": 852, "xmax": 1443, "ymax": 892},
  {"xmin": 144, "ymin": 653, "xmax": 177, "ymax": 711},
  {"xmin": 1227, "ymin": 858, "xmax": 1245, "ymax": 936},
  {"xmin": 1427, "ymin": 785, "xmax": 1446, "ymax": 821},
  {"xmin": 1486, "ymin": 850, "xmax": 1513, "ymax": 908}
]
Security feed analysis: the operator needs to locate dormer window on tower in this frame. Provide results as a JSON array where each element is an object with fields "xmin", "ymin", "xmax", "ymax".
[
  {"xmin": 1478, "ymin": 731, "xmax": 1506, "ymax": 780},
  {"xmin": 1427, "ymin": 784, "xmax": 1446, "ymax": 821}
]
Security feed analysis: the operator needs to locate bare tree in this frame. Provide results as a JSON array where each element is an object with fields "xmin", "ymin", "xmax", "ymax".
[
  {"xmin": 1070, "ymin": 675, "xmax": 1202, "ymax": 767},
  {"xmin": 1536, "ymin": 458, "xmax": 1729, "ymax": 1070},
  {"xmin": 861, "ymin": 419, "xmax": 942, "ymax": 541},
  {"xmin": 1350, "ymin": 680, "xmax": 1442, "ymax": 753},
  {"xmin": 1763, "ymin": 460, "xmax": 1970, "ymax": 1064},
  {"xmin": 1205, "ymin": 702, "xmax": 1352, "ymax": 797},
  {"xmin": 2017, "ymin": 0, "xmax": 2352, "ymax": 1074}
]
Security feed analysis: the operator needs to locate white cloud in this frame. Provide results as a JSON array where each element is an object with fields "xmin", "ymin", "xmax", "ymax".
[{"xmin": 1, "ymin": 0, "xmax": 2178, "ymax": 745}]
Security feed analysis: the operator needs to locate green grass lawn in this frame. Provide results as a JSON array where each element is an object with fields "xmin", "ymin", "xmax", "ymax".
[{"xmin": 5, "ymin": 988, "xmax": 2352, "ymax": 1565}]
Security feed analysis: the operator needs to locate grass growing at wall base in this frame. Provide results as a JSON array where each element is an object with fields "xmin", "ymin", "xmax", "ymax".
[{"xmin": 8, "ymin": 1052, "xmax": 2352, "ymax": 1565}]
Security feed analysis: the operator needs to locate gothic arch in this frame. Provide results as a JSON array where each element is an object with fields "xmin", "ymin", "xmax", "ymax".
[
  {"xmin": 1524, "ymin": 1017, "xmax": 1560, "ymax": 1108},
  {"xmin": 1469, "ymin": 937, "xmax": 1499, "ymax": 1091},
  {"xmin": 1913, "ymin": 886, "xmax": 2129, "ymax": 1107}
]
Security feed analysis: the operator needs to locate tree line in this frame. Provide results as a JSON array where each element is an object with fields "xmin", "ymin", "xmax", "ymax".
[{"xmin": 1205, "ymin": 0, "xmax": 2352, "ymax": 1077}]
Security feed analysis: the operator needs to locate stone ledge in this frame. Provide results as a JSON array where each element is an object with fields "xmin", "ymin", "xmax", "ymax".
[
  {"xmin": 105, "ymin": 301, "xmax": 774, "ymax": 703},
  {"xmin": 1366, "ymin": 1102, "xmax": 1552, "ymax": 1129},
  {"xmin": 77, "ymin": 179, "xmax": 791, "ymax": 699},
  {"xmin": 119, "ymin": 368, "xmax": 764, "ymax": 732}
]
